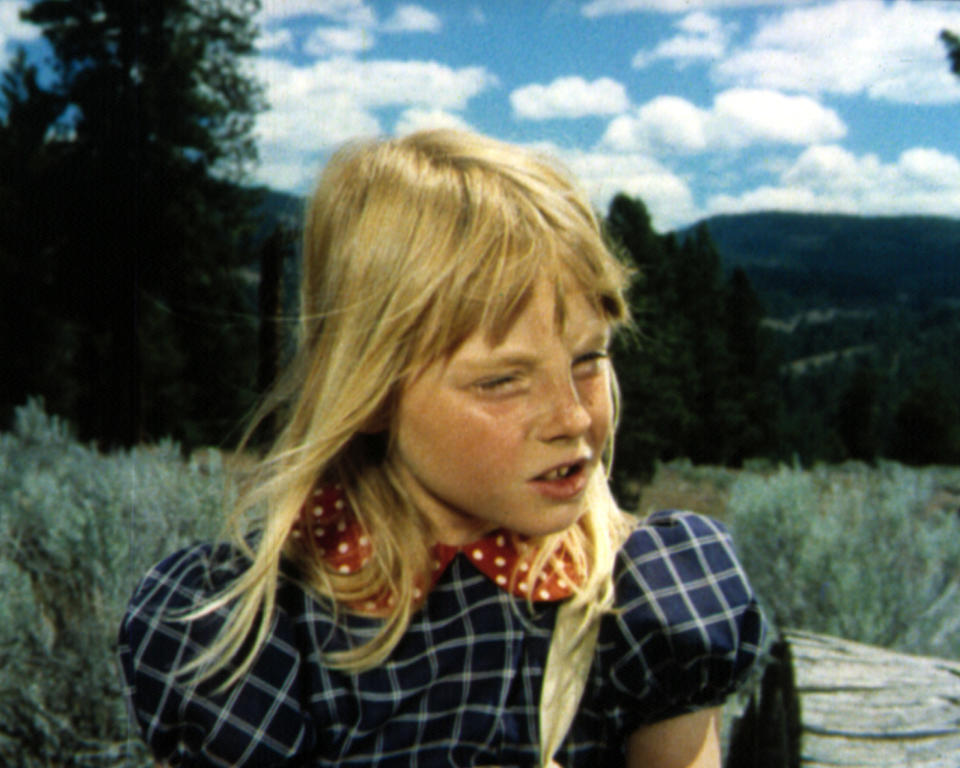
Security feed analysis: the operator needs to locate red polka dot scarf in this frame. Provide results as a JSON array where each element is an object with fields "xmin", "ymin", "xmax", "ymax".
[{"xmin": 292, "ymin": 484, "xmax": 581, "ymax": 614}]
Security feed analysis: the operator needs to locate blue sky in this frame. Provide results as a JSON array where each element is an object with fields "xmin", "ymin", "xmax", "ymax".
[{"xmin": 3, "ymin": 0, "xmax": 960, "ymax": 231}]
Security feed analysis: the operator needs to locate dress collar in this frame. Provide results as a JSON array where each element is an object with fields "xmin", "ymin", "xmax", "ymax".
[{"xmin": 293, "ymin": 484, "xmax": 580, "ymax": 614}]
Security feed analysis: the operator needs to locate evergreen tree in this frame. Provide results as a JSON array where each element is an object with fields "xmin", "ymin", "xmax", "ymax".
[
  {"xmin": 721, "ymin": 267, "xmax": 781, "ymax": 463},
  {"xmin": 835, "ymin": 361, "xmax": 881, "ymax": 462},
  {"xmin": 889, "ymin": 375, "xmax": 960, "ymax": 465},
  {"xmin": 5, "ymin": 0, "xmax": 264, "ymax": 446},
  {"xmin": 674, "ymin": 224, "xmax": 729, "ymax": 463},
  {"xmin": 0, "ymin": 49, "xmax": 67, "ymax": 425},
  {"xmin": 942, "ymin": 30, "xmax": 960, "ymax": 77},
  {"xmin": 606, "ymin": 195, "xmax": 695, "ymax": 484},
  {"xmin": 606, "ymin": 200, "xmax": 783, "ymax": 472}
]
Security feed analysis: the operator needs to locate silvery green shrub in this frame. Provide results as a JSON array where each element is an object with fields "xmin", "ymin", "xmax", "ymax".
[
  {"xmin": 727, "ymin": 461, "xmax": 960, "ymax": 659},
  {"xmin": 4, "ymin": 401, "xmax": 960, "ymax": 764},
  {"xmin": 0, "ymin": 400, "xmax": 225, "ymax": 767}
]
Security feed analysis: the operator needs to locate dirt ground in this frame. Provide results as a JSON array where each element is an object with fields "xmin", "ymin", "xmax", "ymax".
[{"xmin": 632, "ymin": 463, "xmax": 735, "ymax": 522}]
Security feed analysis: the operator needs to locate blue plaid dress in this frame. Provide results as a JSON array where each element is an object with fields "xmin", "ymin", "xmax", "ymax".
[{"xmin": 119, "ymin": 511, "xmax": 766, "ymax": 767}]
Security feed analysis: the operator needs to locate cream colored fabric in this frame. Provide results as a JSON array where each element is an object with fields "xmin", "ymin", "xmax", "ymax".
[{"xmin": 538, "ymin": 598, "xmax": 602, "ymax": 768}]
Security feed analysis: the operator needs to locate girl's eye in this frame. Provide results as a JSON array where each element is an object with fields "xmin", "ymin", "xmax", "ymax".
[
  {"xmin": 476, "ymin": 375, "xmax": 520, "ymax": 393},
  {"xmin": 573, "ymin": 350, "xmax": 608, "ymax": 376}
]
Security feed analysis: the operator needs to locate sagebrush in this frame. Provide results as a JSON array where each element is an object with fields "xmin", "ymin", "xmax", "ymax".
[
  {"xmin": 0, "ymin": 401, "xmax": 224, "ymax": 767},
  {"xmin": 3, "ymin": 403, "xmax": 960, "ymax": 765},
  {"xmin": 725, "ymin": 460, "xmax": 960, "ymax": 659}
]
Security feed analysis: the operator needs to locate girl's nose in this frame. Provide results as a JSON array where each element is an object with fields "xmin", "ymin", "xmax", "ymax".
[{"xmin": 539, "ymin": 378, "xmax": 592, "ymax": 441}]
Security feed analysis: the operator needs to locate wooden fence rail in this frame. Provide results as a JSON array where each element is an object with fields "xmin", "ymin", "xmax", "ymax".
[{"xmin": 725, "ymin": 629, "xmax": 960, "ymax": 767}]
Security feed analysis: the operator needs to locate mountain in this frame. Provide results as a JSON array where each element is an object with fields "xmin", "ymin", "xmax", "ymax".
[{"xmin": 689, "ymin": 212, "xmax": 960, "ymax": 315}]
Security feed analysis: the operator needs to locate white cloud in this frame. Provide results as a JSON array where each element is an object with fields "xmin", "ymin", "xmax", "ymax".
[
  {"xmin": 256, "ymin": 72, "xmax": 378, "ymax": 145},
  {"xmin": 781, "ymin": 144, "xmax": 879, "ymax": 194},
  {"xmin": 708, "ymin": 185, "xmax": 823, "ymax": 215},
  {"xmin": 253, "ymin": 93, "xmax": 381, "ymax": 192},
  {"xmin": 601, "ymin": 88, "xmax": 845, "ymax": 154},
  {"xmin": 711, "ymin": 89, "xmax": 846, "ymax": 146},
  {"xmin": 381, "ymin": 5, "xmax": 442, "ymax": 33},
  {"xmin": 632, "ymin": 12, "xmax": 732, "ymax": 68},
  {"xmin": 325, "ymin": 58, "xmax": 495, "ymax": 109},
  {"xmin": 899, "ymin": 148, "xmax": 960, "ymax": 189},
  {"xmin": 303, "ymin": 26, "xmax": 372, "ymax": 55},
  {"xmin": 394, "ymin": 108, "xmax": 472, "ymax": 135},
  {"xmin": 510, "ymin": 76, "xmax": 630, "ymax": 120},
  {"xmin": 708, "ymin": 144, "xmax": 960, "ymax": 217},
  {"xmin": 1, "ymin": 1, "xmax": 41, "ymax": 67},
  {"xmin": 252, "ymin": 56, "xmax": 496, "ymax": 190},
  {"xmin": 542, "ymin": 145, "xmax": 700, "ymax": 231},
  {"xmin": 678, "ymin": 9, "xmax": 724, "ymax": 34},
  {"xmin": 715, "ymin": 0, "xmax": 960, "ymax": 104},
  {"xmin": 258, "ymin": 56, "xmax": 494, "ymax": 117},
  {"xmin": 603, "ymin": 96, "xmax": 709, "ymax": 153},
  {"xmin": 581, "ymin": 0, "xmax": 815, "ymax": 18},
  {"xmin": 256, "ymin": 27, "xmax": 295, "ymax": 52},
  {"xmin": 258, "ymin": 0, "xmax": 376, "ymax": 26},
  {"xmin": 258, "ymin": 1, "xmax": 438, "ymax": 55}
]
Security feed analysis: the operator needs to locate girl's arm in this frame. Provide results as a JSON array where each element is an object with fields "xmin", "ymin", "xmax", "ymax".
[{"xmin": 625, "ymin": 707, "xmax": 721, "ymax": 768}]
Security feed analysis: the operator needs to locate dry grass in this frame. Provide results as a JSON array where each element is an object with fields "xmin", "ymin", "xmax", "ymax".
[{"xmin": 633, "ymin": 462, "xmax": 739, "ymax": 522}]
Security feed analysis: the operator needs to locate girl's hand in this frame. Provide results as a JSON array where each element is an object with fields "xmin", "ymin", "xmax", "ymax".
[{"xmin": 625, "ymin": 707, "xmax": 721, "ymax": 768}]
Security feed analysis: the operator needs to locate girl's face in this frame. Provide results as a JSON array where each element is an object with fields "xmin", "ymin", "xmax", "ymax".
[{"xmin": 391, "ymin": 279, "xmax": 614, "ymax": 546}]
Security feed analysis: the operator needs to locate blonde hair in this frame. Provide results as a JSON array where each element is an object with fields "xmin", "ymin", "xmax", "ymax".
[{"xmin": 185, "ymin": 129, "xmax": 635, "ymax": 686}]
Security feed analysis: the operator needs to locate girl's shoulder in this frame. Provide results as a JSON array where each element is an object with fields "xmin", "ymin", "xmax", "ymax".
[
  {"xmin": 124, "ymin": 541, "xmax": 251, "ymax": 617},
  {"xmin": 121, "ymin": 539, "xmax": 320, "ymax": 648},
  {"xmin": 600, "ymin": 510, "xmax": 768, "ymax": 725},
  {"xmin": 612, "ymin": 508, "xmax": 760, "ymax": 629},
  {"xmin": 119, "ymin": 542, "xmax": 315, "ymax": 765},
  {"xmin": 616, "ymin": 509, "xmax": 745, "ymax": 585}
]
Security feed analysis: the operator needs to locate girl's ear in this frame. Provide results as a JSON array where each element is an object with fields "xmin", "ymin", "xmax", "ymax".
[
  {"xmin": 358, "ymin": 411, "xmax": 390, "ymax": 434},
  {"xmin": 357, "ymin": 393, "xmax": 395, "ymax": 434}
]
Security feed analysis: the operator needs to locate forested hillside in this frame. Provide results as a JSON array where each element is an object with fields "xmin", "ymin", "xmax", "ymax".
[
  {"xmin": 703, "ymin": 212, "xmax": 960, "ymax": 468},
  {"xmin": 700, "ymin": 212, "xmax": 960, "ymax": 314},
  {"xmin": 604, "ymin": 200, "xmax": 960, "ymax": 479}
]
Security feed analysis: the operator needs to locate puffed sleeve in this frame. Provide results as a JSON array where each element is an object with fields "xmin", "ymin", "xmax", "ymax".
[
  {"xmin": 118, "ymin": 544, "xmax": 316, "ymax": 767},
  {"xmin": 599, "ymin": 511, "xmax": 767, "ymax": 731}
]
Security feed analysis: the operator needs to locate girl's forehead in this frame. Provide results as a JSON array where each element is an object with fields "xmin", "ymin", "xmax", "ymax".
[{"xmin": 471, "ymin": 280, "xmax": 611, "ymax": 352}]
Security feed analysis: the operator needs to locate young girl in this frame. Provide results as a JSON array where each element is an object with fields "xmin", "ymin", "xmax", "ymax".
[{"xmin": 120, "ymin": 129, "xmax": 766, "ymax": 768}]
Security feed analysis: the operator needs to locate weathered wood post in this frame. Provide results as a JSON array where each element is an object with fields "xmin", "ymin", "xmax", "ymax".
[{"xmin": 726, "ymin": 636, "xmax": 802, "ymax": 768}]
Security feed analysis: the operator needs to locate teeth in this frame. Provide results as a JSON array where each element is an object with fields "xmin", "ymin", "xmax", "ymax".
[{"xmin": 543, "ymin": 464, "xmax": 577, "ymax": 481}]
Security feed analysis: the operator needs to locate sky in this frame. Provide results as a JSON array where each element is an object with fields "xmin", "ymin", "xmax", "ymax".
[{"xmin": 3, "ymin": 0, "xmax": 960, "ymax": 232}]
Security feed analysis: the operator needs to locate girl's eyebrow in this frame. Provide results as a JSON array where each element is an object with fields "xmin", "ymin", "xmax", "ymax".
[
  {"xmin": 455, "ymin": 330, "xmax": 611, "ymax": 371},
  {"xmin": 455, "ymin": 352, "xmax": 539, "ymax": 372},
  {"xmin": 565, "ymin": 328, "xmax": 612, "ymax": 354}
]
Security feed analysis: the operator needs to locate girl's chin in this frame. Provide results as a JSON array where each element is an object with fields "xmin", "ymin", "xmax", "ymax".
[{"xmin": 511, "ymin": 504, "xmax": 586, "ymax": 539}]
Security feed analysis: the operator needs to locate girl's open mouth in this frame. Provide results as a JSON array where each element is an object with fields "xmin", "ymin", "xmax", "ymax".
[
  {"xmin": 538, "ymin": 462, "xmax": 584, "ymax": 481},
  {"xmin": 531, "ymin": 460, "xmax": 590, "ymax": 499}
]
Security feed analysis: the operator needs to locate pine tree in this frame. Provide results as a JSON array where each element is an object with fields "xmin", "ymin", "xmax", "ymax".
[
  {"xmin": 889, "ymin": 375, "xmax": 960, "ymax": 465},
  {"xmin": 10, "ymin": 0, "xmax": 264, "ymax": 446},
  {"xmin": 606, "ymin": 195, "xmax": 695, "ymax": 486},
  {"xmin": 942, "ymin": 30, "xmax": 960, "ymax": 77},
  {"xmin": 835, "ymin": 361, "xmax": 881, "ymax": 462},
  {"xmin": 605, "ymin": 200, "xmax": 784, "ymax": 473},
  {"xmin": 0, "ymin": 50, "xmax": 68, "ymax": 425},
  {"xmin": 674, "ymin": 224, "xmax": 728, "ymax": 463},
  {"xmin": 721, "ymin": 267, "xmax": 781, "ymax": 463}
]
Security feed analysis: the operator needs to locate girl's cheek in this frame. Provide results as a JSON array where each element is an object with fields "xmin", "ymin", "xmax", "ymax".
[
  {"xmin": 580, "ymin": 373, "xmax": 612, "ymax": 410},
  {"xmin": 467, "ymin": 396, "xmax": 534, "ymax": 425}
]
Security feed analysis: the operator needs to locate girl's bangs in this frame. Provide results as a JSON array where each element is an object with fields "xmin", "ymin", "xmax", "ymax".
[
  {"xmin": 395, "ymin": 134, "xmax": 631, "ymax": 367},
  {"xmin": 428, "ymin": 228, "xmax": 628, "ymax": 359}
]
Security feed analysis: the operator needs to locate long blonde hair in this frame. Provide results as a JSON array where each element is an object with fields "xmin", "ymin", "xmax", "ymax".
[{"xmin": 185, "ymin": 129, "xmax": 635, "ymax": 686}]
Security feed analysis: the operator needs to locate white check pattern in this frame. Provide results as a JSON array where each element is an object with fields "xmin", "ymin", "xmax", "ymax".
[{"xmin": 119, "ymin": 511, "xmax": 766, "ymax": 767}]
